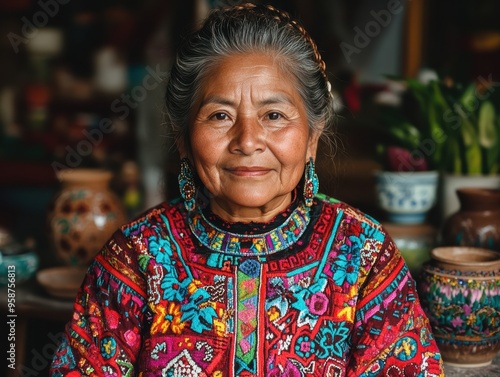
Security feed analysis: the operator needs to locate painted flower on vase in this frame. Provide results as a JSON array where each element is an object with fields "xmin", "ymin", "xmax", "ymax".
[{"xmin": 450, "ymin": 317, "xmax": 464, "ymax": 328}]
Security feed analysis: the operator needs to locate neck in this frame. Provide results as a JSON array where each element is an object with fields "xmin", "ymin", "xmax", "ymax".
[{"xmin": 209, "ymin": 193, "xmax": 293, "ymax": 223}]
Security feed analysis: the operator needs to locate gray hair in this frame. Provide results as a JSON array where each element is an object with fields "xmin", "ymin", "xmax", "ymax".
[{"xmin": 165, "ymin": 3, "xmax": 335, "ymax": 147}]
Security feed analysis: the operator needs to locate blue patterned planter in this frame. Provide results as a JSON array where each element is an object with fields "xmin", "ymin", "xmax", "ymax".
[
  {"xmin": 0, "ymin": 249, "xmax": 39, "ymax": 285},
  {"xmin": 419, "ymin": 247, "xmax": 500, "ymax": 367},
  {"xmin": 375, "ymin": 170, "xmax": 439, "ymax": 224}
]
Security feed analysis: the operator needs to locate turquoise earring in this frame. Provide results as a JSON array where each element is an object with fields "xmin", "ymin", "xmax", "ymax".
[
  {"xmin": 178, "ymin": 158, "xmax": 196, "ymax": 211},
  {"xmin": 303, "ymin": 157, "xmax": 319, "ymax": 207}
]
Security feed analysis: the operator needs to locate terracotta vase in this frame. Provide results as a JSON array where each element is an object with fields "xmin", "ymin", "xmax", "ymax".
[
  {"xmin": 441, "ymin": 188, "xmax": 500, "ymax": 252},
  {"xmin": 440, "ymin": 174, "xmax": 500, "ymax": 223},
  {"xmin": 419, "ymin": 246, "xmax": 500, "ymax": 367},
  {"xmin": 47, "ymin": 169, "xmax": 126, "ymax": 267}
]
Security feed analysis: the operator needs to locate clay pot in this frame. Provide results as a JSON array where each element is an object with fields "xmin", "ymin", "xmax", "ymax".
[
  {"xmin": 419, "ymin": 246, "xmax": 500, "ymax": 367},
  {"xmin": 441, "ymin": 188, "xmax": 500, "ymax": 252},
  {"xmin": 440, "ymin": 174, "xmax": 500, "ymax": 223},
  {"xmin": 47, "ymin": 169, "xmax": 126, "ymax": 267}
]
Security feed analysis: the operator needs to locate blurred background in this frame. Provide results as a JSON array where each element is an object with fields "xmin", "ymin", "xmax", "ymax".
[{"xmin": 1, "ymin": 0, "xmax": 500, "ymax": 374}]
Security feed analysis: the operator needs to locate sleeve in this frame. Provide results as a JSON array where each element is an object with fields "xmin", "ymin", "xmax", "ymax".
[
  {"xmin": 346, "ymin": 235, "xmax": 445, "ymax": 377},
  {"xmin": 50, "ymin": 230, "xmax": 148, "ymax": 377}
]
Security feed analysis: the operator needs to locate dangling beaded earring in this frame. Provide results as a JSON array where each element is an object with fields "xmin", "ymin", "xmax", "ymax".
[
  {"xmin": 178, "ymin": 158, "xmax": 196, "ymax": 211},
  {"xmin": 303, "ymin": 157, "xmax": 319, "ymax": 207}
]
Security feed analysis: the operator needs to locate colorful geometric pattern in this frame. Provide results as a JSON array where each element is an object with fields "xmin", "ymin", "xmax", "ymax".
[{"xmin": 50, "ymin": 195, "xmax": 444, "ymax": 376}]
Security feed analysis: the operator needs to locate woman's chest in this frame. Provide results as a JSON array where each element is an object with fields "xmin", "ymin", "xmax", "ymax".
[{"xmin": 137, "ymin": 247, "xmax": 357, "ymax": 377}]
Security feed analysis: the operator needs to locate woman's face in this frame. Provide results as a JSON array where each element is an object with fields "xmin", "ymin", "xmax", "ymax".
[{"xmin": 182, "ymin": 53, "xmax": 321, "ymax": 222}]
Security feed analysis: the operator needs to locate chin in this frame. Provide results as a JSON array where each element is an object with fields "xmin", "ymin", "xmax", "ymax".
[{"xmin": 227, "ymin": 191, "xmax": 288, "ymax": 210}]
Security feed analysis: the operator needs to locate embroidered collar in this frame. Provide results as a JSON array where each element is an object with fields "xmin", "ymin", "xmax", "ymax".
[{"xmin": 187, "ymin": 199, "xmax": 311, "ymax": 257}]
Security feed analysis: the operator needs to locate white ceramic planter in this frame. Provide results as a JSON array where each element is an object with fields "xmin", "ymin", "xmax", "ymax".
[{"xmin": 375, "ymin": 170, "xmax": 439, "ymax": 224}]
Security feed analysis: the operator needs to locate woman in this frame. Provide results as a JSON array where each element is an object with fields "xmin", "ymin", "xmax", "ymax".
[{"xmin": 51, "ymin": 3, "xmax": 444, "ymax": 376}]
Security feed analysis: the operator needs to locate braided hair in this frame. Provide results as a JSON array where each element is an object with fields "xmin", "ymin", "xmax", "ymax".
[{"xmin": 165, "ymin": 2, "xmax": 335, "ymax": 145}]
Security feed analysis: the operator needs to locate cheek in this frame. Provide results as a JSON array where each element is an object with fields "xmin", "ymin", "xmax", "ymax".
[
  {"xmin": 189, "ymin": 130, "xmax": 226, "ymax": 189},
  {"xmin": 272, "ymin": 131, "xmax": 309, "ymax": 168},
  {"xmin": 190, "ymin": 129, "xmax": 220, "ymax": 163}
]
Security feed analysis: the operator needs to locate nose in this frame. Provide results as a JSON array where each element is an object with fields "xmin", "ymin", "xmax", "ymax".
[{"xmin": 228, "ymin": 116, "xmax": 267, "ymax": 155}]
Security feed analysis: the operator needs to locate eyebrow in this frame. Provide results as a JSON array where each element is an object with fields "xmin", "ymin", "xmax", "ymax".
[{"xmin": 199, "ymin": 93, "xmax": 296, "ymax": 108}]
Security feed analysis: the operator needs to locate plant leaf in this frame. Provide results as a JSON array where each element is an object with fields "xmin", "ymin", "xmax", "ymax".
[
  {"xmin": 459, "ymin": 84, "xmax": 478, "ymax": 114},
  {"xmin": 461, "ymin": 117, "xmax": 482, "ymax": 174},
  {"xmin": 478, "ymin": 100, "xmax": 496, "ymax": 148}
]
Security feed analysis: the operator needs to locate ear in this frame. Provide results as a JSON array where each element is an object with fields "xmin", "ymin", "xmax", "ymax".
[
  {"xmin": 176, "ymin": 135, "xmax": 188, "ymax": 159},
  {"xmin": 306, "ymin": 124, "xmax": 323, "ymax": 160}
]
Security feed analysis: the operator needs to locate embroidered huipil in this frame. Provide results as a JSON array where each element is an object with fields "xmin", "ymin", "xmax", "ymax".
[{"xmin": 50, "ymin": 194, "xmax": 444, "ymax": 376}]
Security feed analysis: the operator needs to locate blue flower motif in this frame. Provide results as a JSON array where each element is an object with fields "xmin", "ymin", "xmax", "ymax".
[
  {"xmin": 161, "ymin": 275, "xmax": 188, "ymax": 301},
  {"xmin": 332, "ymin": 253, "xmax": 359, "ymax": 287},
  {"xmin": 148, "ymin": 237, "xmax": 174, "ymax": 264},
  {"xmin": 290, "ymin": 278, "xmax": 328, "ymax": 329},
  {"xmin": 315, "ymin": 321, "xmax": 349, "ymax": 358},
  {"xmin": 100, "ymin": 336, "xmax": 117, "ymax": 360},
  {"xmin": 295, "ymin": 335, "xmax": 315, "ymax": 358},
  {"xmin": 394, "ymin": 337, "xmax": 417, "ymax": 361},
  {"xmin": 181, "ymin": 288, "xmax": 218, "ymax": 333}
]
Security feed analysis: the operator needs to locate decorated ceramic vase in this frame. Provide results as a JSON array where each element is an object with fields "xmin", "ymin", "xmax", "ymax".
[
  {"xmin": 47, "ymin": 169, "xmax": 126, "ymax": 266},
  {"xmin": 374, "ymin": 170, "xmax": 439, "ymax": 224},
  {"xmin": 441, "ymin": 188, "xmax": 500, "ymax": 252},
  {"xmin": 419, "ymin": 246, "xmax": 500, "ymax": 367}
]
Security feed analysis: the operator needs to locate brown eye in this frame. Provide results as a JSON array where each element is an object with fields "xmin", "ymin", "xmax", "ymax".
[
  {"xmin": 267, "ymin": 112, "xmax": 282, "ymax": 120},
  {"xmin": 212, "ymin": 113, "xmax": 229, "ymax": 121}
]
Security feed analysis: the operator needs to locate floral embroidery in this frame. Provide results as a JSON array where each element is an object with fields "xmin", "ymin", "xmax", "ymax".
[
  {"xmin": 150, "ymin": 301, "xmax": 185, "ymax": 335},
  {"xmin": 332, "ymin": 253, "xmax": 359, "ymax": 287},
  {"xmin": 50, "ymin": 197, "xmax": 444, "ymax": 376}
]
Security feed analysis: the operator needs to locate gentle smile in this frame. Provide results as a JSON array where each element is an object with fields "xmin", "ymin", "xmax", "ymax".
[{"xmin": 226, "ymin": 167, "xmax": 271, "ymax": 176}]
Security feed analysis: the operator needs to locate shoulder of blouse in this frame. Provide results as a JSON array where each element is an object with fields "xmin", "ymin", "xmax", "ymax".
[
  {"xmin": 118, "ymin": 199, "xmax": 184, "ymax": 235},
  {"xmin": 315, "ymin": 192, "xmax": 385, "ymax": 233}
]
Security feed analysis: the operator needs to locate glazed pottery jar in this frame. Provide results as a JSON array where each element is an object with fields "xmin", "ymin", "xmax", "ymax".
[
  {"xmin": 419, "ymin": 246, "xmax": 500, "ymax": 367},
  {"xmin": 441, "ymin": 188, "xmax": 500, "ymax": 252},
  {"xmin": 47, "ymin": 169, "xmax": 126, "ymax": 267}
]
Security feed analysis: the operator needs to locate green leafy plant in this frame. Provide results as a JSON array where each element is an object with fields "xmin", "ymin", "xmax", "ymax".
[{"xmin": 372, "ymin": 76, "xmax": 500, "ymax": 175}]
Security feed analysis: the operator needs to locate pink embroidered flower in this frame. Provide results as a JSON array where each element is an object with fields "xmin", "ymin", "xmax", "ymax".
[
  {"xmin": 307, "ymin": 292, "xmax": 329, "ymax": 315},
  {"xmin": 104, "ymin": 308, "xmax": 120, "ymax": 330},
  {"xmin": 123, "ymin": 330, "xmax": 138, "ymax": 346},
  {"xmin": 300, "ymin": 341, "xmax": 311, "ymax": 353}
]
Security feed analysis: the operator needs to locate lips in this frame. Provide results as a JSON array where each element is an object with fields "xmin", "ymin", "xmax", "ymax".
[{"xmin": 226, "ymin": 166, "xmax": 271, "ymax": 176}]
